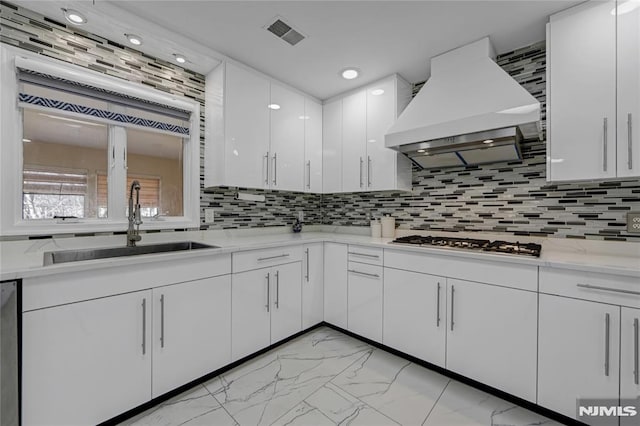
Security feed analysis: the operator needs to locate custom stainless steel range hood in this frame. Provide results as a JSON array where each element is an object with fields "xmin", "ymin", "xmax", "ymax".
[{"xmin": 385, "ymin": 37, "xmax": 540, "ymax": 169}]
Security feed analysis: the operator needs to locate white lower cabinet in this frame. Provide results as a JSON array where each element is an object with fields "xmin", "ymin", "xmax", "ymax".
[
  {"xmin": 383, "ymin": 268, "xmax": 446, "ymax": 367},
  {"xmin": 621, "ymin": 307, "xmax": 640, "ymax": 426},
  {"xmin": 152, "ymin": 276, "xmax": 231, "ymax": 397},
  {"xmin": 347, "ymin": 262, "xmax": 383, "ymax": 342},
  {"xmin": 231, "ymin": 262, "xmax": 302, "ymax": 360},
  {"xmin": 270, "ymin": 262, "xmax": 303, "ymax": 343},
  {"xmin": 446, "ymin": 279, "xmax": 538, "ymax": 402},
  {"xmin": 538, "ymin": 294, "xmax": 621, "ymax": 419},
  {"xmin": 302, "ymin": 243, "xmax": 324, "ymax": 329},
  {"xmin": 22, "ymin": 290, "xmax": 153, "ymax": 426},
  {"xmin": 323, "ymin": 242, "xmax": 348, "ymax": 329}
]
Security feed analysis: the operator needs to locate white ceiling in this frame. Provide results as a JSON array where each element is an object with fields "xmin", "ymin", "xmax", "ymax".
[{"xmin": 16, "ymin": 1, "xmax": 581, "ymax": 100}]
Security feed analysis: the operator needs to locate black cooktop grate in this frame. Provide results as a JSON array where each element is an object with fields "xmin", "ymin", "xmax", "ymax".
[{"xmin": 389, "ymin": 235, "xmax": 542, "ymax": 257}]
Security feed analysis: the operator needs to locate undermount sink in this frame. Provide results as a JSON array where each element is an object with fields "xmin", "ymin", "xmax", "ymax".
[{"xmin": 43, "ymin": 241, "xmax": 219, "ymax": 266}]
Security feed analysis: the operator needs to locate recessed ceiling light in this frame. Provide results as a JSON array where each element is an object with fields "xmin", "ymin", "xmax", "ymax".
[
  {"xmin": 125, "ymin": 34, "xmax": 143, "ymax": 46},
  {"xmin": 417, "ymin": 149, "xmax": 426, "ymax": 153},
  {"xmin": 371, "ymin": 89, "xmax": 385, "ymax": 96},
  {"xmin": 483, "ymin": 139, "xmax": 494, "ymax": 144},
  {"xmin": 267, "ymin": 104, "xmax": 281, "ymax": 110},
  {"xmin": 173, "ymin": 54, "xmax": 186, "ymax": 64},
  {"xmin": 341, "ymin": 68, "xmax": 359, "ymax": 80},
  {"xmin": 298, "ymin": 115, "xmax": 310, "ymax": 120},
  {"xmin": 62, "ymin": 8, "xmax": 87, "ymax": 25}
]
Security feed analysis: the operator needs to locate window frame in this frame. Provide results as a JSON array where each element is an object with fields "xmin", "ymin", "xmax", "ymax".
[{"xmin": 0, "ymin": 44, "xmax": 201, "ymax": 236}]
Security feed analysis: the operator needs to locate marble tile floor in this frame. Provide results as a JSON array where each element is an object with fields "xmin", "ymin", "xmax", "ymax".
[{"xmin": 119, "ymin": 327, "xmax": 561, "ymax": 426}]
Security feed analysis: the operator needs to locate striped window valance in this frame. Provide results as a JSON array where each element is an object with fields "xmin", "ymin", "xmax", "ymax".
[
  {"xmin": 19, "ymin": 93, "xmax": 190, "ymax": 135},
  {"xmin": 17, "ymin": 69, "xmax": 190, "ymax": 136}
]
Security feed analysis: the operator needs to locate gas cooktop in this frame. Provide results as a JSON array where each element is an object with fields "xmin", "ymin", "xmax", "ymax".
[{"xmin": 389, "ymin": 235, "xmax": 542, "ymax": 257}]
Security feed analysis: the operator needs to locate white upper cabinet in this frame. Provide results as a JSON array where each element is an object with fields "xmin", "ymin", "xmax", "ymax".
[
  {"xmin": 548, "ymin": 0, "xmax": 640, "ymax": 181},
  {"xmin": 342, "ymin": 91, "xmax": 368, "ymax": 192},
  {"xmin": 205, "ymin": 62, "xmax": 321, "ymax": 192},
  {"xmin": 366, "ymin": 76, "xmax": 413, "ymax": 191},
  {"xmin": 304, "ymin": 98, "xmax": 323, "ymax": 193},
  {"xmin": 270, "ymin": 83, "xmax": 305, "ymax": 192},
  {"xmin": 208, "ymin": 62, "xmax": 270, "ymax": 189},
  {"xmin": 322, "ymin": 99, "xmax": 343, "ymax": 193},
  {"xmin": 617, "ymin": 0, "xmax": 640, "ymax": 178},
  {"xmin": 322, "ymin": 74, "xmax": 412, "ymax": 193}
]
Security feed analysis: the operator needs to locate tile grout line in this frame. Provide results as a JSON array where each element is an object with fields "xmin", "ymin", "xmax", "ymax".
[
  {"xmin": 265, "ymin": 331, "xmax": 377, "ymax": 425},
  {"xmin": 421, "ymin": 377, "xmax": 452, "ymax": 426},
  {"xmin": 202, "ymin": 383, "xmax": 240, "ymax": 426}
]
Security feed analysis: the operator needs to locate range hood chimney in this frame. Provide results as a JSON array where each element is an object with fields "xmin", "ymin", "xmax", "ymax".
[{"xmin": 385, "ymin": 37, "xmax": 541, "ymax": 169}]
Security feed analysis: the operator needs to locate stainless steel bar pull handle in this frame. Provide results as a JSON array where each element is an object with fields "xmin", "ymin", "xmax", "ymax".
[
  {"xmin": 305, "ymin": 248, "xmax": 310, "ymax": 282},
  {"xmin": 605, "ymin": 313, "xmax": 610, "ymax": 377},
  {"xmin": 265, "ymin": 273, "xmax": 270, "ymax": 312},
  {"xmin": 450, "ymin": 285, "xmax": 455, "ymax": 331},
  {"xmin": 577, "ymin": 283, "xmax": 640, "ymax": 296},
  {"xmin": 634, "ymin": 318, "xmax": 639, "ymax": 385},
  {"xmin": 367, "ymin": 156, "xmax": 372, "ymax": 187},
  {"xmin": 359, "ymin": 157, "xmax": 364, "ymax": 188},
  {"xmin": 160, "ymin": 294, "xmax": 165, "ymax": 348},
  {"xmin": 306, "ymin": 161, "xmax": 311, "ymax": 189},
  {"xmin": 628, "ymin": 113, "xmax": 633, "ymax": 170},
  {"xmin": 141, "ymin": 298, "xmax": 147, "ymax": 355},
  {"xmin": 272, "ymin": 153, "xmax": 277, "ymax": 185},
  {"xmin": 603, "ymin": 118, "xmax": 608, "ymax": 172},
  {"xmin": 436, "ymin": 282, "xmax": 441, "ymax": 327},
  {"xmin": 347, "ymin": 269, "xmax": 380, "ymax": 278},
  {"xmin": 275, "ymin": 271, "xmax": 280, "ymax": 309},
  {"xmin": 264, "ymin": 152, "xmax": 269, "ymax": 185},
  {"xmin": 348, "ymin": 252, "xmax": 380, "ymax": 259},
  {"xmin": 257, "ymin": 254, "xmax": 290, "ymax": 261}
]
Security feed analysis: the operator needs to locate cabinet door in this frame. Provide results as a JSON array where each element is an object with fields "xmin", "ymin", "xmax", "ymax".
[
  {"xmin": 538, "ymin": 294, "xmax": 620, "ymax": 419},
  {"xmin": 341, "ymin": 91, "xmax": 367, "ymax": 192},
  {"xmin": 304, "ymin": 98, "xmax": 323, "ymax": 193},
  {"xmin": 617, "ymin": 1, "xmax": 640, "ymax": 178},
  {"xmin": 22, "ymin": 290, "xmax": 152, "ymax": 426},
  {"xmin": 347, "ymin": 262, "xmax": 383, "ymax": 342},
  {"xmin": 383, "ymin": 268, "xmax": 446, "ymax": 367},
  {"xmin": 232, "ymin": 268, "xmax": 271, "ymax": 360},
  {"xmin": 152, "ymin": 276, "xmax": 231, "ymax": 397},
  {"xmin": 225, "ymin": 62, "xmax": 270, "ymax": 189},
  {"xmin": 366, "ymin": 77, "xmax": 397, "ymax": 191},
  {"xmin": 302, "ymin": 243, "xmax": 324, "ymax": 328},
  {"xmin": 322, "ymin": 99, "xmax": 342, "ymax": 193},
  {"xmin": 621, "ymin": 306, "xmax": 640, "ymax": 426},
  {"xmin": 324, "ymin": 242, "xmax": 348, "ymax": 328},
  {"xmin": 270, "ymin": 83, "xmax": 305, "ymax": 191},
  {"xmin": 446, "ymin": 279, "xmax": 537, "ymax": 402},
  {"xmin": 548, "ymin": 1, "xmax": 616, "ymax": 181},
  {"xmin": 270, "ymin": 262, "xmax": 302, "ymax": 343}
]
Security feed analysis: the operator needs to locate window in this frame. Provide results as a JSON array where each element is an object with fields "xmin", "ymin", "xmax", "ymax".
[{"xmin": 0, "ymin": 45, "xmax": 200, "ymax": 235}]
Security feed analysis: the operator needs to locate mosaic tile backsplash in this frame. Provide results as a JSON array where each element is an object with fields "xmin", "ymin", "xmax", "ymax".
[
  {"xmin": 323, "ymin": 41, "xmax": 640, "ymax": 242},
  {"xmin": 2, "ymin": 2, "xmax": 639, "ymax": 241}
]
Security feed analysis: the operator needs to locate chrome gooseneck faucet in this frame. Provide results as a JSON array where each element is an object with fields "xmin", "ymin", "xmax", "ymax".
[{"xmin": 127, "ymin": 180, "xmax": 142, "ymax": 247}]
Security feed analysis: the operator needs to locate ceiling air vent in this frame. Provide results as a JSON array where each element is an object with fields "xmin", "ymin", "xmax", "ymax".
[{"xmin": 266, "ymin": 17, "xmax": 305, "ymax": 46}]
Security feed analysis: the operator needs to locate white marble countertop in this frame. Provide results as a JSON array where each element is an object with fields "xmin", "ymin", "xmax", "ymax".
[{"xmin": 1, "ymin": 225, "xmax": 639, "ymax": 281}]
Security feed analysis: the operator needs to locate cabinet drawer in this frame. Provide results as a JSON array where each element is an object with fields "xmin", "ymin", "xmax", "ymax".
[
  {"xmin": 540, "ymin": 267, "xmax": 640, "ymax": 308},
  {"xmin": 384, "ymin": 249, "xmax": 537, "ymax": 292},
  {"xmin": 347, "ymin": 261, "xmax": 383, "ymax": 280},
  {"xmin": 232, "ymin": 245, "xmax": 302, "ymax": 273},
  {"xmin": 348, "ymin": 245, "xmax": 383, "ymax": 266}
]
